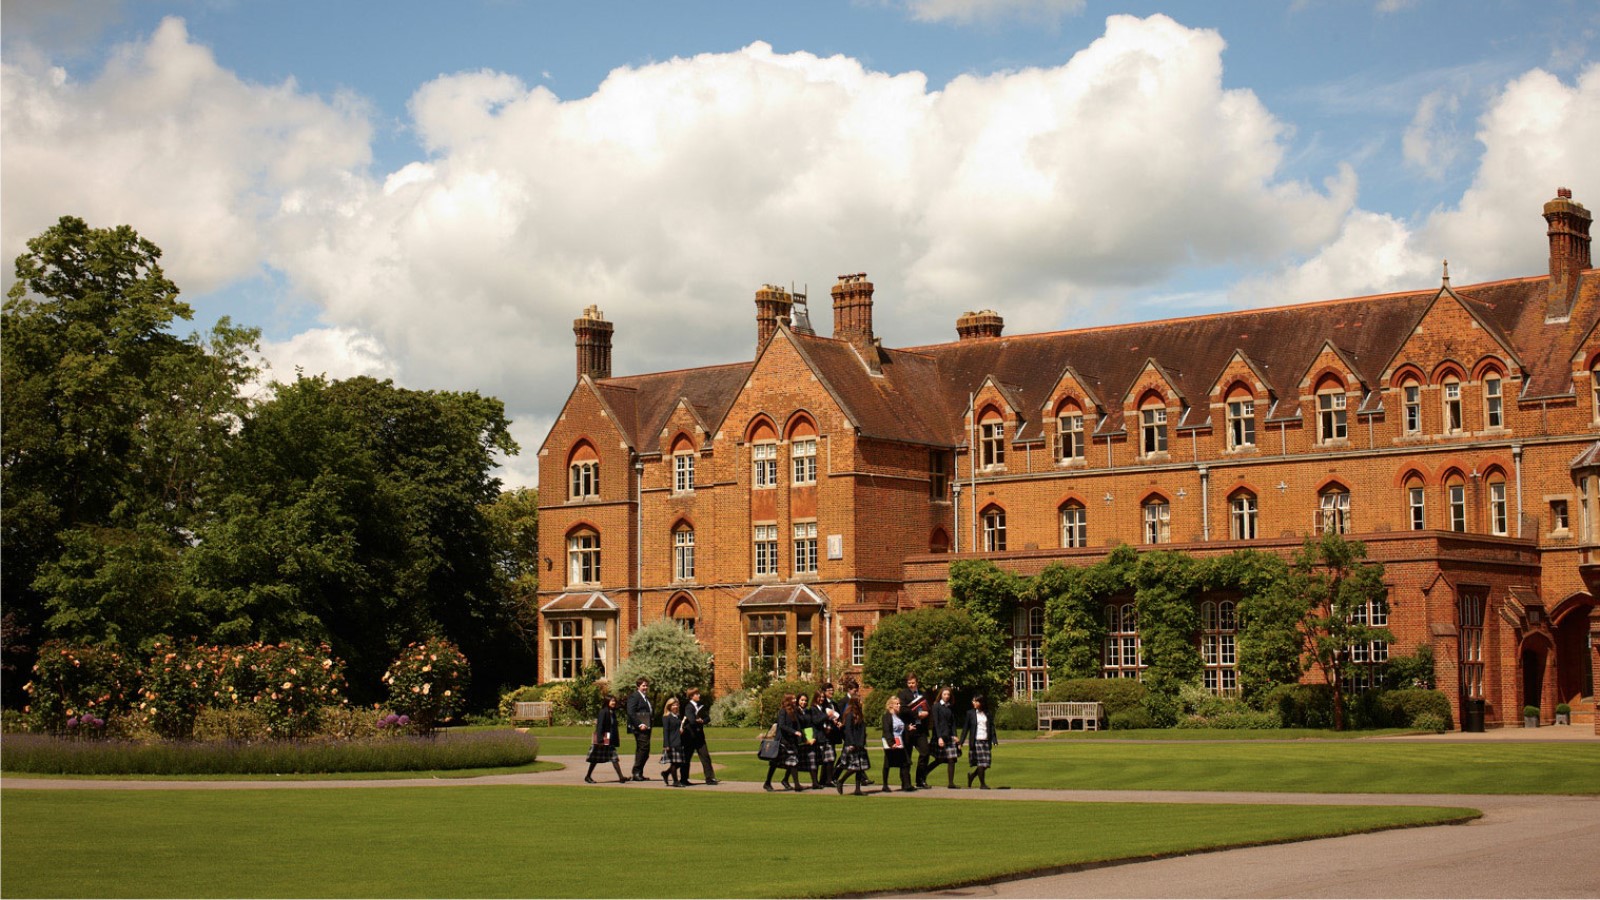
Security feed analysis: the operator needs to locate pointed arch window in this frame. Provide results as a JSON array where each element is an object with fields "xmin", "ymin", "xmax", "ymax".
[
  {"xmin": 1140, "ymin": 403, "xmax": 1168, "ymax": 456},
  {"xmin": 1442, "ymin": 377, "xmax": 1463, "ymax": 433},
  {"xmin": 673, "ymin": 525, "xmax": 695, "ymax": 581},
  {"xmin": 1483, "ymin": 374, "xmax": 1504, "ymax": 430},
  {"xmin": 1445, "ymin": 474, "xmax": 1467, "ymax": 532},
  {"xmin": 980, "ymin": 413, "xmax": 1006, "ymax": 469},
  {"xmin": 1056, "ymin": 405, "xmax": 1085, "ymax": 463},
  {"xmin": 1142, "ymin": 497, "xmax": 1171, "ymax": 544},
  {"xmin": 568, "ymin": 443, "xmax": 600, "ymax": 501},
  {"xmin": 1060, "ymin": 502, "xmax": 1087, "ymax": 548},
  {"xmin": 1318, "ymin": 487, "xmax": 1350, "ymax": 535},
  {"xmin": 1230, "ymin": 492, "xmax": 1258, "ymax": 540},
  {"xmin": 1317, "ymin": 386, "xmax": 1348, "ymax": 443},
  {"xmin": 1487, "ymin": 473, "xmax": 1509, "ymax": 536},
  {"xmin": 1402, "ymin": 379, "xmax": 1422, "ymax": 435},
  {"xmin": 1226, "ymin": 388, "xmax": 1256, "ymax": 450},
  {"xmin": 567, "ymin": 529, "xmax": 601, "ymax": 586},
  {"xmin": 982, "ymin": 506, "xmax": 1007, "ymax": 552},
  {"xmin": 1406, "ymin": 476, "xmax": 1426, "ymax": 531}
]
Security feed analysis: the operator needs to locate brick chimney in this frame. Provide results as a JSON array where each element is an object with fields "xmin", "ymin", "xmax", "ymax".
[
  {"xmin": 573, "ymin": 304, "xmax": 613, "ymax": 380},
  {"xmin": 755, "ymin": 284, "xmax": 793, "ymax": 351},
  {"xmin": 1544, "ymin": 187, "xmax": 1592, "ymax": 320},
  {"xmin": 831, "ymin": 272, "xmax": 882, "ymax": 373},
  {"xmin": 957, "ymin": 309, "xmax": 1004, "ymax": 340}
]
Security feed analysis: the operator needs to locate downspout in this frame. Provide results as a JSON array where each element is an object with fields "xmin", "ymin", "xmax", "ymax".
[
  {"xmin": 969, "ymin": 392, "xmax": 978, "ymax": 552},
  {"xmin": 634, "ymin": 456, "xmax": 644, "ymax": 631},
  {"xmin": 952, "ymin": 482, "xmax": 962, "ymax": 553},
  {"xmin": 1512, "ymin": 443, "xmax": 1524, "ymax": 538},
  {"xmin": 1199, "ymin": 465, "xmax": 1210, "ymax": 541}
]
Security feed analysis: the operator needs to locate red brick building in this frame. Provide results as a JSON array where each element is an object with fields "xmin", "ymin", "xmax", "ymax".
[{"xmin": 538, "ymin": 188, "xmax": 1600, "ymax": 731}]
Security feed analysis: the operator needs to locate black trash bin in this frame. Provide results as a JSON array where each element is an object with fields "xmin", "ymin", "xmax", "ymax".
[{"xmin": 1462, "ymin": 699, "xmax": 1486, "ymax": 733}]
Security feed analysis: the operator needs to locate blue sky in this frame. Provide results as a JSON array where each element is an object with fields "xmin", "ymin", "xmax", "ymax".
[{"xmin": 4, "ymin": 1, "xmax": 1597, "ymax": 487}]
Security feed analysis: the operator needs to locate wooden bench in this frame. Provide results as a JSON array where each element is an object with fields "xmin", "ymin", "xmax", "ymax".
[
  {"xmin": 512, "ymin": 701, "xmax": 554, "ymax": 724},
  {"xmin": 1036, "ymin": 701, "xmax": 1104, "ymax": 732}
]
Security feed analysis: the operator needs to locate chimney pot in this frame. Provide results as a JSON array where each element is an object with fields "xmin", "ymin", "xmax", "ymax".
[
  {"xmin": 1544, "ymin": 187, "xmax": 1592, "ymax": 320},
  {"xmin": 831, "ymin": 272, "xmax": 879, "ymax": 372},
  {"xmin": 957, "ymin": 309, "xmax": 1005, "ymax": 340},
  {"xmin": 755, "ymin": 284, "xmax": 793, "ymax": 352},
  {"xmin": 574, "ymin": 305, "xmax": 614, "ymax": 380}
]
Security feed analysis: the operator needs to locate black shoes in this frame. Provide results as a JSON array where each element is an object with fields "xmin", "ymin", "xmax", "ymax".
[
  {"xmin": 704, "ymin": 779, "xmax": 720, "ymax": 785},
  {"xmin": 583, "ymin": 775, "xmax": 596, "ymax": 784}
]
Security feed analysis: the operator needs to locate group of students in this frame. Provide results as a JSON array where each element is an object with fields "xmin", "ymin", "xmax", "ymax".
[
  {"xmin": 583, "ymin": 680, "xmax": 722, "ymax": 786},
  {"xmin": 765, "ymin": 674, "xmax": 998, "ymax": 795},
  {"xmin": 585, "ymin": 673, "xmax": 998, "ymax": 794}
]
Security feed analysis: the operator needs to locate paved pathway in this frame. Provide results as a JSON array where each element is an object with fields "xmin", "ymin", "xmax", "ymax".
[{"xmin": 6, "ymin": 753, "xmax": 1597, "ymax": 898}]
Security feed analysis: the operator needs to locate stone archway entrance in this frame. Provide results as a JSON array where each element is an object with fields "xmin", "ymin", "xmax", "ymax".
[{"xmin": 1551, "ymin": 596, "xmax": 1596, "ymax": 726}]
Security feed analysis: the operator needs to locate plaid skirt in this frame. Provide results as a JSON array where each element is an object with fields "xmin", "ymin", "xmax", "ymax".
[
  {"xmin": 935, "ymin": 740, "xmax": 961, "ymax": 762},
  {"xmin": 586, "ymin": 743, "xmax": 618, "ymax": 764},
  {"xmin": 817, "ymin": 741, "xmax": 837, "ymax": 765},
  {"xmin": 967, "ymin": 742, "xmax": 993, "ymax": 767},
  {"xmin": 797, "ymin": 744, "xmax": 820, "ymax": 772},
  {"xmin": 839, "ymin": 746, "xmax": 872, "ymax": 772},
  {"xmin": 659, "ymin": 746, "xmax": 687, "ymax": 766},
  {"xmin": 769, "ymin": 745, "xmax": 800, "ymax": 768}
]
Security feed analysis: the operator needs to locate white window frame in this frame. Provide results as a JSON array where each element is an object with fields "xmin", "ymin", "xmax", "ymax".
[
  {"xmin": 1484, "ymin": 375, "xmax": 1503, "ymax": 430},
  {"xmin": 1489, "ymin": 481, "xmax": 1508, "ymax": 536},
  {"xmin": 1230, "ymin": 494, "xmax": 1258, "ymax": 540},
  {"xmin": 1403, "ymin": 383, "xmax": 1422, "ymax": 435},
  {"xmin": 1011, "ymin": 606, "xmax": 1048, "ymax": 698},
  {"xmin": 1103, "ymin": 602, "xmax": 1143, "ymax": 680},
  {"xmin": 1201, "ymin": 600, "xmax": 1238, "ymax": 696},
  {"xmin": 753, "ymin": 523, "xmax": 779, "ymax": 576},
  {"xmin": 1227, "ymin": 399, "xmax": 1255, "ymax": 450},
  {"xmin": 1141, "ymin": 406, "xmax": 1168, "ymax": 456},
  {"xmin": 1143, "ymin": 500, "xmax": 1171, "ymax": 544},
  {"xmin": 673, "ymin": 452, "xmax": 696, "ymax": 493},
  {"xmin": 1318, "ymin": 490, "xmax": 1350, "ymax": 535},
  {"xmin": 1447, "ymin": 481, "xmax": 1466, "ymax": 532},
  {"xmin": 791, "ymin": 438, "xmax": 817, "ymax": 485},
  {"xmin": 1408, "ymin": 485, "xmax": 1426, "ymax": 531},
  {"xmin": 567, "ymin": 531, "xmax": 601, "ymax": 586},
  {"xmin": 570, "ymin": 460, "xmax": 600, "ymax": 500},
  {"xmin": 793, "ymin": 521, "xmax": 818, "ymax": 574},
  {"xmin": 673, "ymin": 527, "xmax": 695, "ymax": 581},
  {"xmin": 849, "ymin": 628, "xmax": 865, "ymax": 667},
  {"xmin": 752, "ymin": 442, "xmax": 778, "ymax": 489},
  {"xmin": 1552, "ymin": 498, "xmax": 1570, "ymax": 533},
  {"xmin": 1056, "ymin": 413, "xmax": 1085, "ymax": 463},
  {"xmin": 1318, "ymin": 391, "xmax": 1348, "ymax": 443},
  {"xmin": 982, "ymin": 508, "xmax": 1007, "ymax": 552},
  {"xmin": 1443, "ymin": 380, "xmax": 1463, "ymax": 433},
  {"xmin": 980, "ymin": 420, "xmax": 1006, "ymax": 469},
  {"xmin": 1060, "ymin": 503, "xmax": 1087, "ymax": 548}
]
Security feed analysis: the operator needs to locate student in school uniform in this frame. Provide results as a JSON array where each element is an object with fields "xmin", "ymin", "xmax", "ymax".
[
  {"xmin": 815, "ymin": 683, "xmax": 842, "ymax": 789},
  {"xmin": 763, "ymin": 693, "xmax": 805, "ymax": 792},
  {"xmin": 625, "ymin": 677, "xmax": 654, "ymax": 782},
  {"xmin": 843, "ymin": 680, "xmax": 873, "ymax": 785},
  {"xmin": 879, "ymin": 694, "xmax": 915, "ymax": 793},
  {"xmin": 897, "ymin": 674, "xmax": 934, "ymax": 789},
  {"xmin": 958, "ymin": 693, "xmax": 998, "ymax": 789},
  {"xmin": 834, "ymin": 692, "xmax": 872, "ymax": 795},
  {"xmin": 930, "ymin": 686, "xmax": 961, "ymax": 788},
  {"xmin": 659, "ymin": 697, "xmax": 688, "ymax": 786},
  {"xmin": 584, "ymin": 694, "xmax": 629, "ymax": 784},
  {"xmin": 679, "ymin": 686, "xmax": 719, "ymax": 786},
  {"xmin": 795, "ymin": 691, "xmax": 822, "ymax": 789}
]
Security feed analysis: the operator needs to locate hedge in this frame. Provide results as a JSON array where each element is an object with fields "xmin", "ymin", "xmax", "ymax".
[
  {"xmin": 995, "ymin": 700, "xmax": 1036, "ymax": 731},
  {"xmin": 1377, "ymin": 689, "xmax": 1454, "ymax": 730},
  {"xmin": 1040, "ymin": 678, "xmax": 1148, "ymax": 715}
]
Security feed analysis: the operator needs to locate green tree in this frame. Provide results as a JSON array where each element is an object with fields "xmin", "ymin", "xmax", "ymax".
[
  {"xmin": 1269, "ymin": 533, "xmax": 1393, "ymax": 731},
  {"xmin": 861, "ymin": 607, "xmax": 1008, "ymax": 704},
  {"xmin": 483, "ymin": 487, "xmax": 540, "ymax": 663},
  {"xmin": 612, "ymin": 618, "xmax": 714, "ymax": 715},
  {"xmin": 2, "ymin": 217, "xmax": 257, "ymax": 670},
  {"xmin": 187, "ymin": 375, "xmax": 526, "ymax": 707}
]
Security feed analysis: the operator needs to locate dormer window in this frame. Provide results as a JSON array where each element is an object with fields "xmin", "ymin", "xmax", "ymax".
[
  {"xmin": 674, "ymin": 451, "xmax": 696, "ymax": 493},
  {"xmin": 1484, "ymin": 375, "xmax": 1503, "ymax": 429},
  {"xmin": 980, "ymin": 416, "xmax": 1006, "ymax": 469},
  {"xmin": 1140, "ymin": 406, "xmax": 1168, "ymax": 456},
  {"xmin": 1227, "ymin": 398, "xmax": 1255, "ymax": 450},
  {"xmin": 1402, "ymin": 381, "xmax": 1422, "ymax": 434},
  {"xmin": 1317, "ymin": 390, "xmax": 1347, "ymax": 443},
  {"xmin": 1056, "ymin": 411, "xmax": 1085, "ymax": 463},
  {"xmin": 1443, "ymin": 379, "xmax": 1463, "ymax": 433}
]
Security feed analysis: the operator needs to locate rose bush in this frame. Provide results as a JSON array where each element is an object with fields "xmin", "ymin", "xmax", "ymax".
[{"xmin": 382, "ymin": 638, "xmax": 469, "ymax": 733}]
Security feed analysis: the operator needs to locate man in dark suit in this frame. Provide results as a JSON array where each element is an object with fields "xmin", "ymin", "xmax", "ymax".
[
  {"xmin": 680, "ymin": 686, "xmax": 719, "ymax": 785},
  {"xmin": 625, "ymin": 677, "xmax": 653, "ymax": 781},
  {"xmin": 897, "ymin": 673, "xmax": 934, "ymax": 789}
]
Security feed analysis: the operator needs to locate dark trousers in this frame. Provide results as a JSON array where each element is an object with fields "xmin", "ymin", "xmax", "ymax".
[
  {"xmin": 907, "ymin": 729, "xmax": 932, "ymax": 781},
  {"xmin": 632, "ymin": 730, "xmax": 652, "ymax": 775},
  {"xmin": 690, "ymin": 741, "xmax": 715, "ymax": 780}
]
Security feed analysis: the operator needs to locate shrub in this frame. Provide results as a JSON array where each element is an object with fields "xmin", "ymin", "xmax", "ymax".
[
  {"xmin": 139, "ymin": 640, "xmax": 221, "ymax": 739},
  {"xmin": 1410, "ymin": 712, "xmax": 1448, "ymax": 734},
  {"xmin": 249, "ymin": 641, "xmax": 348, "ymax": 739},
  {"xmin": 24, "ymin": 641, "xmax": 138, "ymax": 733},
  {"xmin": 1262, "ymin": 683, "xmax": 1335, "ymax": 728},
  {"xmin": 862, "ymin": 685, "xmax": 890, "ymax": 727},
  {"xmin": 1176, "ymin": 708, "xmax": 1280, "ymax": 729},
  {"xmin": 314, "ymin": 706, "xmax": 385, "ymax": 742},
  {"xmin": 498, "ymin": 685, "xmax": 545, "ymax": 722},
  {"xmin": 1377, "ymin": 689, "xmax": 1454, "ymax": 730},
  {"xmin": 192, "ymin": 707, "xmax": 270, "ymax": 743},
  {"xmin": 1385, "ymin": 645, "xmax": 1436, "ymax": 690},
  {"xmin": 612, "ymin": 620, "xmax": 714, "ymax": 718},
  {"xmin": 995, "ymin": 700, "xmax": 1037, "ymax": 731},
  {"xmin": 1041, "ymin": 678, "xmax": 1148, "ymax": 716},
  {"xmin": 861, "ymin": 607, "xmax": 1009, "ymax": 706},
  {"xmin": 756, "ymin": 679, "xmax": 818, "ymax": 728},
  {"xmin": 383, "ymin": 638, "xmax": 470, "ymax": 734},
  {"xmin": 1108, "ymin": 708, "xmax": 1154, "ymax": 730},
  {"xmin": 540, "ymin": 682, "xmax": 585, "ymax": 725},
  {"xmin": 1556, "ymin": 702, "xmax": 1571, "ymax": 715},
  {"xmin": 1523, "ymin": 705, "xmax": 1539, "ymax": 718},
  {"xmin": 0, "ymin": 730, "xmax": 539, "ymax": 776},
  {"xmin": 710, "ymin": 689, "xmax": 758, "ymax": 727},
  {"xmin": 564, "ymin": 663, "xmax": 608, "ymax": 723}
]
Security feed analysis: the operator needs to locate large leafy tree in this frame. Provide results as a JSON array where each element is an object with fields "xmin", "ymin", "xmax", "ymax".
[
  {"xmin": 2, "ymin": 217, "xmax": 256, "ymax": 686},
  {"xmin": 483, "ymin": 487, "xmax": 540, "ymax": 663},
  {"xmin": 861, "ymin": 607, "xmax": 1009, "ymax": 705},
  {"xmin": 186, "ymin": 375, "xmax": 528, "ymax": 705}
]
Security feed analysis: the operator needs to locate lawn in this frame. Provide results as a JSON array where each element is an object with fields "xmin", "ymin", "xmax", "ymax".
[
  {"xmin": 532, "ymin": 726, "xmax": 1600, "ymax": 795},
  {"xmin": 0, "ymin": 786, "xmax": 1475, "ymax": 898}
]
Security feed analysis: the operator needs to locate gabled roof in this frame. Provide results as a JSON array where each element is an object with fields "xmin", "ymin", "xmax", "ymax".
[
  {"xmin": 596, "ymin": 361, "xmax": 752, "ymax": 449},
  {"xmin": 1207, "ymin": 350, "xmax": 1276, "ymax": 399},
  {"xmin": 540, "ymin": 591, "xmax": 620, "ymax": 613},
  {"xmin": 737, "ymin": 584, "xmax": 832, "ymax": 608},
  {"xmin": 1297, "ymin": 338, "xmax": 1371, "ymax": 391}
]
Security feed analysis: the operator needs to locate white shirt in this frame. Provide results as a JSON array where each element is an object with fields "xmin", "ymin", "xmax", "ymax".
[{"xmin": 976, "ymin": 711, "xmax": 989, "ymax": 742}]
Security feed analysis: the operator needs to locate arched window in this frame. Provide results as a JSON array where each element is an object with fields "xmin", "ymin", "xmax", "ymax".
[
  {"xmin": 1060, "ymin": 502, "xmax": 1087, "ymax": 548},
  {"xmin": 1483, "ymin": 373, "xmax": 1504, "ymax": 430},
  {"xmin": 671, "ymin": 436, "xmax": 696, "ymax": 494},
  {"xmin": 1442, "ymin": 376, "xmax": 1463, "ymax": 433},
  {"xmin": 568, "ymin": 442, "xmax": 600, "ymax": 500},
  {"xmin": 1405, "ymin": 474, "xmax": 1426, "ymax": 531},
  {"xmin": 1103, "ymin": 602, "xmax": 1142, "ymax": 679},
  {"xmin": 982, "ymin": 506, "xmax": 1007, "ymax": 552},
  {"xmin": 672, "ymin": 524, "xmax": 695, "ymax": 581},
  {"xmin": 1201, "ymin": 600, "xmax": 1238, "ymax": 695},
  {"xmin": 1445, "ymin": 472, "xmax": 1467, "ymax": 532},
  {"xmin": 1056, "ymin": 401, "xmax": 1085, "ymax": 463},
  {"xmin": 1487, "ymin": 471, "xmax": 1509, "ymax": 536},
  {"xmin": 1140, "ymin": 400, "xmax": 1168, "ymax": 456},
  {"xmin": 1401, "ymin": 378, "xmax": 1422, "ymax": 435},
  {"xmin": 929, "ymin": 528, "xmax": 951, "ymax": 554},
  {"xmin": 1230, "ymin": 492, "xmax": 1258, "ymax": 540},
  {"xmin": 1012, "ymin": 606, "xmax": 1048, "ymax": 697},
  {"xmin": 668, "ymin": 595, "xmax": 697, "ymax": 635},
  {"xmin": 789, "ymin": 418, "xmax": 818, "ymax": 486},
  {"xmin": 1142, "ymin": 497, "xmax": 1170, "ymax": 544},
  {"xmin": 1592, "ymin": 363, "xmax": 1600, "ymax": 421},
  {"xmin": 1318, "ymin": 486, "xmax": 1350, "ymax": 535},
  {"xmin": 1225, "ymin": 386, "xmax": 1256, "ymax": 450},
  {"xmin": 1316, "ymin": 380, "xmax": 1348, "ymax": 444},
  {"xmin": 749, "ymin": 419, "xmax": 778, "ymax": 488},
  {"xmin": 980, "ymin": 410, "xmax": 1006, "ymax": 469},
  {"xmin": 567, "ymin": 528, "xmax": 601, "ymax": 585}
]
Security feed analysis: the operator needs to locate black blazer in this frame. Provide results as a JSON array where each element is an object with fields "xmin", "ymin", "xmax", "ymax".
[
  {"xmin": 841, "ymin": 713, "xmax": 867, "ymax": 749},
  {"xmin": 775, "ymin": 709, "xmax": 804, "ymax": 748},
  {"xmin": 898, "ymin": 689, "xmax": 930, "ymax": 734},
  {"xmin": 626, "ymin": 690, "xmax": 653, "ymax": 731},
  {"xmin": 931, "ymin": 701, "xmax": 957, "ymax": 744},
  {"xmin": 682, "ymin": 698, "xmax": 708, "ymax": 747},
  {"xmin": 663, "ymin": 712, "xmax": 683, "ymax": 750},
  {"xmin": 880, "ymin": 712, "xmax": 904, "ymax": 748},
  {"xmin": 594, "ymin": 706, "xmax": 620, "ymax": 748},
  {"xmin": 819, "ymin": 698, "xmax": 844, "ymax": 742},
  {"xmin": 958, "ymin": 708, "xmax": 998, "ymax": 752}
]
